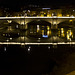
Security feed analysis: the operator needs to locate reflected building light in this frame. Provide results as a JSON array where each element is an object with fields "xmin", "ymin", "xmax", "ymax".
[
  {"xmin": 4, "ymin": 47, "xmax": 6, "ymax": 51},
  {"xmin": 16, "ymin": 25, "xmax": 19, "ymax": 28},
  {"xmin": 61, "ymin": 28, "xmax": 65, "ymax": 37},
  {"xmin": 67, "ymin": 35, "xmax": 69, "ymax": 40},
  {"xmin": 28, "ymin": 48, "xmax": 30, "ymax": 51},
  {"xmin": 38, "ymin": 38, "xmax": 41, "ymax": 40},
  {"xmin": 67, "ymin": 30, "xmax": 69, "ymax": 40},
  {"xmin": 69, "ymin": 19, "xmax": 73, "ymax": 22},
  {"xmin": 8, "ymin": 26, "xmax": 13, "ymax": 31},
  {"xmin": 3, "ymin": 34, "xmax": 5, "ymax": 36},
  {"xmin": 21, "ymin": 36, "xmax": 24, "ymax": 39},
  {"xmin": 67, "ymin": 15, "xmax": 69, "ymax": 17},
  {"xmin": 72, "ymin": 35, "xmax": 73, "ymax": 38},
  {"xmin": 47, "ymin": 31, "xmax": 50, "ymax": 36},
  {"xmin": 67, "ymin": 30, "xmax": 73, "ymax": 40},
  {"xmin": 28, "ymin": 10, "xmax": 30, "ymax": 12},
  {"xmin": 21, "ymin": 22, "xmax": 24, "ymax": 25},
  {"xmin": 70, "ymin": 38, "xmax": 72, "ymax": 41},
  {"xmin": 61, "ymin": 28, "xmax": 64, "ymax": 32},
  {"xmin": 58, "ymin": 30, "xmax": 60, "ymax": 37},
  {"xmin": 37, "ymin": 39, "xmax": 40, "ymax": 42},
  {"xmin": 52, "ymin": 13, "xmax": 54, "ymax": 16},
  {"xmin": 34, "ymin": 32, "xmax": 36, "ymax": 33},
  {"xmin": 53, "ymin": 45, "xmax": 57, "ymax": 48},
  {"xmin": 73, "ymin": 10, "xmax": 75, "ymax": 11},
  {"xmin": 50, "ymin": 30, "xmax": 51, "ymax": 35},
  {"xmin": 47, "ymin": 26, "xmax": 50, "ymax": 30},
  {"xmin": 6, "ymin": 34, "xmax": 7, "ymax": 36},
  {"xmin": 18, "ymin": 33, "xmax": 19, "ymax": 35},
  {"xmin": 9, "ymin": 34, "xmax": 10, "ymax": 36},
  {"xmin": 29, "ymin": 46, "xmax": 31, "ymax": 49},
  {"xmin": 6, "ymin": 40, "xmax": 9, "ymax": 42},
  {"xmin": 10, "ymin": 38, "xmax": 12, "ymax": 40},
  {"xmin": 47, "ymin": 14, "xmax": 50, "ymax": 17},
  {"xmin": 37, "ymin": 25, "xmax": 40, "ymax": 32},
  {"xmin": 70, "ymin": 15, "xmax": 74, "ymax": 17},
  {"xmin": 43, "ymin": 35, "xmax": 48, "ymax": 38},
  {"xmin": 7, "ymin": 20, "xmax": 12, "ymax": 23},
  {"xmin": 42, "ymin": 30, "xmax": 44, "ymax": 35},
  {"xmin": 30, "ymin": 32, "xmax": 33, "ymax": 33},
  {"xmin": 48, "ymin": 46, "xmax": 50, "ymax": 49},
  {"xmin": 53, "ymin": 21, "xmax": 56, "ymax": 24}
]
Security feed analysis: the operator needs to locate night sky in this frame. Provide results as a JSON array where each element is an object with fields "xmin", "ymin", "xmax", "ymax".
[
  {"xmin": 0, "ymin": 0, "xmax": 75, "ymax": 6},
  {"xmin": 0, "ymin": 0, "xmax": 75, "ymax": 9}
]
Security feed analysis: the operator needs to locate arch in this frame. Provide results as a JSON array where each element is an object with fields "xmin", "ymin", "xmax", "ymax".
[
  {"xmin": 0, "ymin": 20, "xmax": 20, "ymax": 31},
  {"xmin": 27, "ymin": 20, "xmax": 51, "ymax": 26},
  {"xmin": 0, "ymin": 20, "xmax": 20, "ymax": 38},
  {"xmin": 27, "ymin": 20, "xmax": 51, "ymax": 38},
  {"xmin": 58, "ymin": 20, "xmax": 75, "ymax": 28}
]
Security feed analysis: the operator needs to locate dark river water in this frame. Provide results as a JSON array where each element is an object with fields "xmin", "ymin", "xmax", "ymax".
[
  {"xmin": 0, "ymin": 21, "xmax": 75, "ymax": 75},
  {"xmin": 0, "ymin": 44, "xmax": 75, "ymax": 75}
]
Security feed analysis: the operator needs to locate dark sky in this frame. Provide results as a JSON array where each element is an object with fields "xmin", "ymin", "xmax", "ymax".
[{"xmin": 0, "ymin": 0, "xmax": 75, "ymax": 8}]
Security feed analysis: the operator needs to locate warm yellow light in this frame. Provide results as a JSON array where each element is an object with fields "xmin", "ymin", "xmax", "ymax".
[
  {"xmin": 57, "ymin": 14, "xmax": 62, "ymax": 17},
  {"xmin": 61, "ymin": 28, "xmax": 65, "ymax": 37},
  {"xmin": 58, "ymin": 34, "xmax": 60, "ymax": 36},
  {"xmin": 21, "ymin": 36, "xmax": 25, "ymax": 40},
  {"xmin": 69, "ymin": 20, "xmax": 73, "ymax": 22},
  {"xmin": 37, "ymin": 25, "xmax": 40, "ymax": 32},
  {"xmin": 37, "ymin": 30, "xmax": 38, "ymax": 33},
  {"xmin": 44, "ymin": 13, "xmax": 46, "ymax": 14},
  {"xmin": 3, "ymin": 34, "xmax": 5, "ymax": 36},
  {"xmin": 67, "ymin": 35, "xmax": 70, "ymax": 40},
  {"xmin": 8, "ymin": 26, "xmax": 13, "ymax": 31},
  {"xmin": 47, "ymin": 26, "xmax": 50, "ymax": 30},
  {"xmin": 67, "ymin": 29, "xmax": 73, "ymax": 40},
  {"xmin": 67, "ymin": 15, "xmax": 69, "ymax": 17},
  {"xmin": 61, "ymin": 28, "xmax": 64, "ymax": 33},
  {"xmin": 47, "ymin": 14, "xmax": 50, "ymax": 17},
  {"xmin": 42, "ymin": 30, "xmax": 44, "ymax": 35},
  {"xmin": 47, "ymin": 31, "xmax": 50, "ymax": 36},
  {"xmin": 41, "ymin": 14, "xmax": 44, "ymax": 17},
  {"xmin": 53, "ymin": 21, "xmax": 56, "ymax": 24},
  {"xmin": 66, "ymin": 71, "xmax": 75, "ymax": 75},
  {"xmin": 7, "ymin": 20, "xmax": 12, "ymax": 23},
  {"xmin": 58, "ymin": 31, "xmax": 60, "ymax": 36}
]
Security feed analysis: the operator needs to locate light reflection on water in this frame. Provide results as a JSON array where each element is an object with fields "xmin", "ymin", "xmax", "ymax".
[
  {"xmin": 28, "ymin": 25, "xmax": 74, "ymax": 42},
  {"xmin": 58, "ymin": 28, "xmax": 73, "ymax": 41},
  {"xmin": 0, "ymin": 23, "xmax": 75, "ymax": 43}
]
